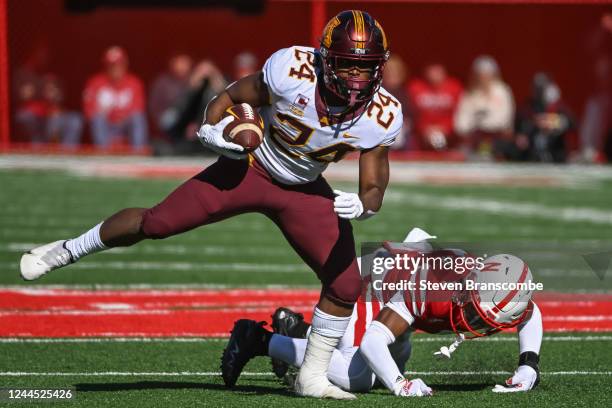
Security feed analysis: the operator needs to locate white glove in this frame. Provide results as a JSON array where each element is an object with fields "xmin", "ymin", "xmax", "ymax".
[
  {"xmin": 197, "ymin": 116, "xmax": 246, "ymax": 160},
  {"xmin": 333, "ymin": 189, "xmax": 364, "ymax": 220},
  {"xmin": 492, "ymin": 365, "xmax": 539, "ymax": 393},
  {"xmin": 394, "ymin": 378, "xmax": 433, "ymax": 397}
]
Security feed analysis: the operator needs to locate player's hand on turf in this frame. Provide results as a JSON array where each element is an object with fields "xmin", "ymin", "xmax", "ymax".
[
  {"xmin": 333, "ymin": 190, "xmax": 364, "ymax": 220},
  {"xmin": 394, "ymin": 378, "xmax": 433, "ymax": 397},
  {"xmin": 492, "ymin": 365, "xmax": 539, "ymax": 393},
  {"xmin": 197, "ymin": 116, "xmax": 247, "ymax": 160}
]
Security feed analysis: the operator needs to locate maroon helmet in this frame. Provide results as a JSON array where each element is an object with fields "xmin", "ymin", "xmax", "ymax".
[{"xmin": 319, "ymin": 10, "xmax": 390, "ymax": 107}]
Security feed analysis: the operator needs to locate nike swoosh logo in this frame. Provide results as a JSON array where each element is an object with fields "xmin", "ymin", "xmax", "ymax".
[{"xmin": 343, "ymin": 134, "xmax": 359, "ymax": 140}]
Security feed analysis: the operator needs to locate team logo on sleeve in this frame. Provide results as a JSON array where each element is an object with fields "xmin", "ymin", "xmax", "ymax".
[{"xmin": 289, "ymin": 94, "xmax": 310, "ymax": 117}]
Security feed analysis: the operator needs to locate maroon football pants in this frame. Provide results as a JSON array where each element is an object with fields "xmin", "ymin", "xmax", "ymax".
[{"xmin": 141, "ymin": 156, "xmax": 362, "ymax": 305}]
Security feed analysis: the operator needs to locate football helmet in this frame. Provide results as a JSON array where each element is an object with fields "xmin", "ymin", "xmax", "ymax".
[
  {"xmin": 319, "ymin": 10, "xmax": 390, "ymax": 106},
  {"xmin": 450, "ymin": 254, "xmax": 535, "ymax": 338}
]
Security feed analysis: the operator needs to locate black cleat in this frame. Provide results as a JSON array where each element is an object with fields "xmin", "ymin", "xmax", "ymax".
[
  {"xmin": 270, "ymin": 307, "xmax": 309, "ymax": 379},
  {"xmin": 221, "ymin": 319, "xmax": 270, "ymax": 388}
]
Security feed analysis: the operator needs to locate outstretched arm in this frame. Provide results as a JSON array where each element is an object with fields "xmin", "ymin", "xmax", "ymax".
[{"xmin": 493, "ymin": 302, "xmax": 543, "ymax": 393}]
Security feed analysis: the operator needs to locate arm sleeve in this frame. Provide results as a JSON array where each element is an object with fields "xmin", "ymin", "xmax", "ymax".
[
  {"xmin": 360, "ymin": 320, "xmax": 403, "ymax": 393},
  {"xmin": 517, "ymin": 302, "xmax": 543, "ymax": 354}
]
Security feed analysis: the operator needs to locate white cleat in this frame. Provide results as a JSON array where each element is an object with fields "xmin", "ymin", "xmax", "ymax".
[
  {"xmin": 294, "ymin": 372, "xmax": 356, "ymax": 400},
  {"xmin": 20, "ymin": 240, "xmax": 74, "ymax": 281}
]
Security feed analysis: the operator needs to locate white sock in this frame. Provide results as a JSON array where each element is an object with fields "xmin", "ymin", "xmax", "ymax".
[
  {"xmin": 65, "ymin": 223, "xmax": 107, "ymax": 261},
  {"xmin": 311, "ymin": 307, "xmax": 351, "ymax": 338},
  {"xmin": 299, "ymin": 307, "xmax": 351, "ymax": 380},
  {"xmin": 360, "ymin": 320, "xmax": 403, "ymax": 392}
]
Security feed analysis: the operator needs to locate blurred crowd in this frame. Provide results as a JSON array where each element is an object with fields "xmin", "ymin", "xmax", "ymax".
[
  {"xmin": 12, "ymin": 13, "xmax": 612, "ymax": 162},
  {"xmin": 13, "ymin": 45, "xmax": 258, "ymax": 155},
  {"xmin": 384, "ymin": 55, "xmax": 583, "ymax": 163}
]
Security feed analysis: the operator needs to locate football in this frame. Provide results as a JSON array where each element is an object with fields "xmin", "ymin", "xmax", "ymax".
[{"xmin": 222, "ymin": 103, "xmax": 264, "ymax": 152}]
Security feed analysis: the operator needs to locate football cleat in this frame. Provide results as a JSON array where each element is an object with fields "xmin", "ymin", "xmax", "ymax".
[
  {"xmin": 20, "ymin": 240, "xmax": 74, "ymax": 281},
  {"xmin": 221, "ymin": 319, "xmax": 270, "ymax": 388},
  {"xmin": 270, "ymin": 307, "xmax": 308, "ymax": 378}
]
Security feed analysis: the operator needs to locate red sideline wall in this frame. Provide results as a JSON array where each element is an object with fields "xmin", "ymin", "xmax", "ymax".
[{"xmin": 7, "ymin": 0, "xmax": 610, "ymax": 140}]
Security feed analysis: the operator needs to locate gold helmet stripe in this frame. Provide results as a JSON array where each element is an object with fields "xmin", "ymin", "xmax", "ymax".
[
  {"xmin": 352, "ymin": 10, "xmax": 366, "ymax": 49},
  {"xmin": 322, "ymin": 16, "xmax": 341, "ymax": 48},
  {"xmin": 375, "ymin": 20, "xmax": 388, "ymax": 50}
]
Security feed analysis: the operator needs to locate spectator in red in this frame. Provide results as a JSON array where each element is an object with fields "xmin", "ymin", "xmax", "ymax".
[
  {"xmin": 83, "ymin": 46, "xmax": 147, "ymax": 150},
  {"xmin": 15, "ymin": 73, "xmax": 83, "ymax": 148},
  {"xmin": 580, "ymin": 12, "xmax": 612, "ymax": 163},
  {"xmin": 408, "ymin": 63, "xmax": 462, "ymax": 150},
  {"xmin": 40, "ymin": 75, "xmax": 83, "ymax": 148}
]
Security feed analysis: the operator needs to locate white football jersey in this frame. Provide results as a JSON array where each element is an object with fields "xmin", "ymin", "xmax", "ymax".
[{"xmin": 253, "ymin": 46, "xmax": 403, "ymax": 185}]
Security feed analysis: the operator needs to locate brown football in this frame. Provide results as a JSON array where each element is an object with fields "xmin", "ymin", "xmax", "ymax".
[{"xmin": 222, "ymin": 103, "xmax": 264, "ymax": 152}]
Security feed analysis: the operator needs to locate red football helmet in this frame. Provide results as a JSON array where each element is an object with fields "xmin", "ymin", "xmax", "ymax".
[
  {"xmin": 319, "ymin": 10, "xmax": 390, "ymax": 107},
  {"xmin": 450, "ymin": 254, "xmax": 535, "ymax": 339}
]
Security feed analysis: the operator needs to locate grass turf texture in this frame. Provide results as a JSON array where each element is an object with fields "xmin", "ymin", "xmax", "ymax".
[
  {"xmin": 1, "ymin": 168, "xmax": 611, "ymax": 406},
  {"xmin": 1, "ymin": 334, "xmax": 610, "ymax": 407}
]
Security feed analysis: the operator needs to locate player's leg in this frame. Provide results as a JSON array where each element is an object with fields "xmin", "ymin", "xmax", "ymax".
[
  {"xmin": 20, "ymin": 157, "xmax": 262, "ymax": 280},
  {"xmin": 389, "ymin": 330, "xmax": 412, "ymax": 374},
  {"xmin": 223, "ymin": 319, "xmax": 372, "ymax": 393},
  {"xmin": 272, "ymin": 178, "xmax": 362, "ymax": 399}
]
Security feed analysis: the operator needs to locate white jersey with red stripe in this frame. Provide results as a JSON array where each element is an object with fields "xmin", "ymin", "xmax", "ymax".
[
  {"xmin": 342, "ymin": 245, "xmax": 473, "ymax": 348},
  {"xmin": 383, "ymin": 246, "xmax": 472, "ymax": 334},
  {"xmin": 340, "ymin": 286, "xmax": 385, "ymax": 349},
  {"xmin": 253, "ymin": 45, "xmax": 402, "ymax": 185}
]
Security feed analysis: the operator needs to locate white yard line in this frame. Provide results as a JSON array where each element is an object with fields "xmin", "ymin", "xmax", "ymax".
[
  {"xmin": 0, "ymin": 283, "xmax": 320, "ymax": 290},
  {"xmin": 0, "ymin": 261, "xmax": 309, "ymax": 273},
  {"xmin": 0, "ymin": 242, "xmax": 291, "ymax": 257},
  {"xmin": 386, "ymin": 191, "xmax": 612, "ymax": 226},
  {"xmin": 1, "ymin": 335, "xmax": 611, "ymax": 344},
  {"xmin": 0, "ymin": 371, "xmax": 610, "ymax": 377}
]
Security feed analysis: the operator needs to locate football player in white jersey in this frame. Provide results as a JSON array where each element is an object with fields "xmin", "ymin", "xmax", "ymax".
[
  {"xmin": 20, "ymin": 10, "xmax": 401, "ymax": 400},
  {"xmin": 223, "ymin": 229, "xmax": 543, "ymax": 398}
]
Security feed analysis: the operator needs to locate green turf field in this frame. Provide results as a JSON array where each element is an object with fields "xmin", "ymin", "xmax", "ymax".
[{"xmin": 1, "ymin": 166, "xmax": 611, "ymax": 407}]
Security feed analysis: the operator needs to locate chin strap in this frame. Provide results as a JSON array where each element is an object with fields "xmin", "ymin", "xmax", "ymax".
[
  {"xmin": 433, "ymin": 333, "xmax": 465, "ymax": 359},
  {"xmin": 348, "ymin": 90, "xmax": 358, "ymax": 106}
]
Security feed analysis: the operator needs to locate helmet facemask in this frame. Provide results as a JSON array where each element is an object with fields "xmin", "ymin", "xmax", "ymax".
[
  {"xmin": 450, "ymin": 273, "xmax": 534, "ymax": 339},
  {"xmin": 320, "ymin": 47, "xmax": 389, "ymax": 108}
]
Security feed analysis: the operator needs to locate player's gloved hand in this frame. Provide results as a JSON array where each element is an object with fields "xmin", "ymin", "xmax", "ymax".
[
  {"xmin": 333, "ymin": 190, "xmax": 376, "ymax": 220},
  {"xmin": 492, "ymin": 365, "xmax": 539, "ymax": 393},
  {"xmin": 197, "ymin": 116, "xmax": 247, "ymax": 160},
  {"xmin": 394, "ymin": 378, "xmax": 433, "ymax": 397}
]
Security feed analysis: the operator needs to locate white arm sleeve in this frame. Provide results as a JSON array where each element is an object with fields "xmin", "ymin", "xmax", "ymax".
[
  {"xmin": 360, "ymin": 320, "xmax": 403, "ymax": 393},
  {"xmin": 517, "ymin": 302, "xmax": 543, "ymax": 355}
]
